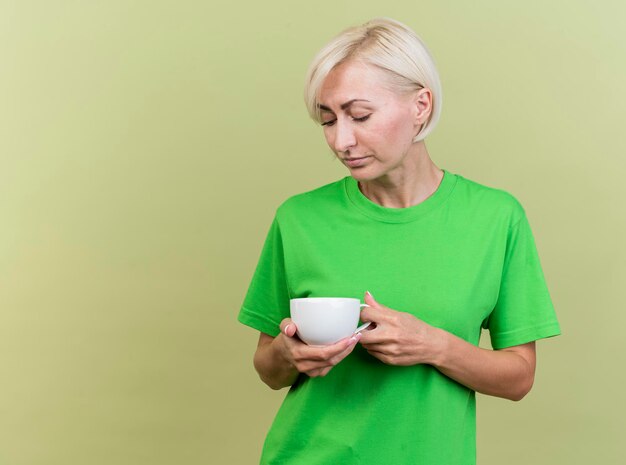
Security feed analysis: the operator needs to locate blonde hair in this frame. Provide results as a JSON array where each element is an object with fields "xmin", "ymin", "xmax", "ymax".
[{"xmin": 303, "ymin": 17, "xmax": 442, "ymax": 142}]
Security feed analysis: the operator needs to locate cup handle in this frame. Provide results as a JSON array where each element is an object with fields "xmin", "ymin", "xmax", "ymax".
[
  {"xmin": 355, "ymin": 322, "xmax": 371, "ymax": 333},
  {"xmin": 355, "ymin": 304, "xmax": 372, "ymax": 333}
]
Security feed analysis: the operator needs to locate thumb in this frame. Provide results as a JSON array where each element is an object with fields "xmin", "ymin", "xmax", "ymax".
[
  {"xmin": 279, "ymin": 318, "xmax": 298, "ymax": 337},
  {"xmin": 364, "ymin": 290, "xmax": 378, "ymax": 307},
  {"xmin": 360, "ymin": 291, "xmax": 380, "ymax": 322}
]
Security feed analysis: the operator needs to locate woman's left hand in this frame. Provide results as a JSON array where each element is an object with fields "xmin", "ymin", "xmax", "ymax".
[{"xmin": 358, "ymin": 291, "xmax": 444, "ymax": 366}]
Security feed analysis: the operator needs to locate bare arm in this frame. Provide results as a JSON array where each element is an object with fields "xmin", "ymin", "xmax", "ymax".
[
  {"xmin": 431, "ymin": 333, "xmax": 535, "ymax": 401},
  {"xmin": 253, "ymin": 332, "xmax": 299, "ymax": 390},
  {"xmin": 358, "ymin": 292, "xmax": 536, "ymax": 401},
  {"xmin": 253, "ymin": 319, "xmax": 361, "ymax": 390}
]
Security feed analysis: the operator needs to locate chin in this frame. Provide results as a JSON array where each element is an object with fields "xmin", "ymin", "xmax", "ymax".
[
  {"xmin": 347, "ymin": 170, "xmax": 366, "ymax": 180},
  {"xmin": 348, "ymin": 168, "xmax": 378, "ymax": 182}
]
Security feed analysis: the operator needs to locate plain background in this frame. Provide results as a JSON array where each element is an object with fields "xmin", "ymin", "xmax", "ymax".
[{"xmin": 1, "ymin": 1, "xmax": 625, "ymax": 464}]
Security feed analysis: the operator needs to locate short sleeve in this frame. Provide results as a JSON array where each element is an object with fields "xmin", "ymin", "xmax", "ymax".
[
  {"xmin": 483, "ymin": 213, "xmax": 562, "ymax": 349},
  {"xmin": 237, "ymin": 215, "xmax": 291, "ymax": 337}
]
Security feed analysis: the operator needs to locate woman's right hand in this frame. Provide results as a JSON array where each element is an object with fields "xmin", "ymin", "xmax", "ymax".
[
  {"xmin": 253, "ymin": 318, "xmax": 362, "ymax": 389},
  {"xmin": 276, "ymin": 318, "xmax": 362, "ymax": 378}
]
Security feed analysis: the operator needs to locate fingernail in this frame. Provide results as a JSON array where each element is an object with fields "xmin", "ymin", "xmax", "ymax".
[
  {"xmin": 284, "ymin": 324, "xmax": 292, "ymax": 334},
  {"xmin": 366, "ymin": 290, "xmax": 374, "ymax": 299}
]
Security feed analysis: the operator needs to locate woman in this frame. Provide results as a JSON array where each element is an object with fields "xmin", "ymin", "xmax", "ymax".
[{"xmin": 238, "ymin": 17, "xmax": 561, "ymax": 464}]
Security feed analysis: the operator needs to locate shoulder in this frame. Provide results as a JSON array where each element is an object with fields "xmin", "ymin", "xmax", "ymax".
[
  {"xmin": 452, "ymin": 173, "xmax": 526, "ymax": 225},
  {"xmin": 275, "ymin": 177, "xmax": 347, "ymax": 219}
]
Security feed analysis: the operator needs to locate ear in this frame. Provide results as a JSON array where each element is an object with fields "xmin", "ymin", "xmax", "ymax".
[{"xmin": 411, "ymin": 88, "xmax": 432, "ymax": 127}]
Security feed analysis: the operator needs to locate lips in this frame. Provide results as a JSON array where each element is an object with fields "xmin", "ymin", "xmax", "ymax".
[{"xmin": 344, "ymin": 156, "xmax": 370, "ymax": 168}]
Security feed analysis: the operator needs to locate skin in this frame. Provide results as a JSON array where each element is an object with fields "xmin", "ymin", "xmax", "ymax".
[
  {"xmin": 254, "ymin": 322, "xmax": 361, "ymax": 391},
  {"xmin": 319, "ymin": 59, "xmax": 443, "ymax": 208},
  {"xmin": 253, "ymin": 60, "xmax": 536, "ymax": 401},
  {"xmin": 358, "ymin": 292, "xmax": 535, "ymax": 401}
]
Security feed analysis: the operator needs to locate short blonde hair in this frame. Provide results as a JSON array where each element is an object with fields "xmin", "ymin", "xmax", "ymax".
[{"xmin": 303, "ymin": 17, "xmax": 442, "ymax": 142}]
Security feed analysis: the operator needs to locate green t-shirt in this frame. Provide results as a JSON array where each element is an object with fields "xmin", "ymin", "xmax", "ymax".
[{"xmin": 238, "ymin": 169, "xmax": 561, "ymax": 465}]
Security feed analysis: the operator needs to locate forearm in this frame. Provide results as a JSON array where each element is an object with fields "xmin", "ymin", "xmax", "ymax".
[
  {"xmin": 253, "ymin": 334, "xmax": 299, "ymax": 390},
  {"xmin": 431, "ymin": 328, "xmax": 534, "ymax": 401}
]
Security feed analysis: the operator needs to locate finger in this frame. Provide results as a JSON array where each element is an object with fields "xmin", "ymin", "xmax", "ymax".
[
  {"xmin": 296, "ymin": 333, "xmax": 360, "ymax": 363},
  {"xmin": 365, "ymin": 349, "xmax": 394, "ymax": 365},
  {"xmin": 279, "ymin": 318, "xmax": 297, "ymax": 337},
  {"xmin": 357, "ymin": 326, "xmax": 388, "ymax": 345},
  {"xmin": 291, "ymin": 346, "xmax": 338, "ymax": 373},
  {"xmin": 360, "ymin": 342, "xmax": 398, "ymax": 357},
  {"xmin": 364, "ymin": 290, "xmax": 387, "ymax": 313},
  {"xmin": 298, "ymin": 360, "xmax": 331, "ymax": 374},
  {"xmin": 297, "ymin": 350, "xmax": 346, "ymax": 374},
  {"xmin": 319, "ymin": 366, "xmax": 333, "ymax": 377},
  {"xmin": 327, "ymin": 336, "xmax": 360, "ymax": 366},
  {"xmin": 362, "ymin": 306, "xmax": 400, "ymax": 327},
  {"xmin": 303, "ymin": 337, "xmax": 360, "ymax": 375},
  {"xmin": 360, "ymin": 297, "xmax": 392, "ymax": 324},
  {"xmin": 307, "ymin": 366, "xmax": 332, "ymax": 378},
  {"xmin": 359, "ymin": 305, "xmax": 380, "ymax": 323},
  {"xmin": 328, "ymin": 333, "xmax": 362, "ymax": 356}
]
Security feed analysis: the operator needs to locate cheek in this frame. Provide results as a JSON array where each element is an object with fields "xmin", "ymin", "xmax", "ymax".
[
  {"xmin": 375, "ymin": 117, "xmax": 412, "ymax": 147},
  {"xmin": 390, "ymin": 109, "xmax": 414, "ymax": 132}
]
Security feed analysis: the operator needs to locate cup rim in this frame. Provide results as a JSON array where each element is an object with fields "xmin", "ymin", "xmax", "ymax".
[{"xmin": 290, "ymin": 297, "xmax": 360, "ymax": 303}]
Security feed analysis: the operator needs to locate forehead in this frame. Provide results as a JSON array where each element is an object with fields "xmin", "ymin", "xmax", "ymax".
[{"xmin": 318, "ymin": 61, "xmax": 395, "ymax": 107}]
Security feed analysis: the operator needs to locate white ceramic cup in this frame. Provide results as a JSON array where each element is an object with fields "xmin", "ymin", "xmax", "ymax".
[{"xmin": 289, "ymin": 297, "xmax": 371, "ymax": 346}]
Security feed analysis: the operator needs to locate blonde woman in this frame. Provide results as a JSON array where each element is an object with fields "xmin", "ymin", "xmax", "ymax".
[{"xmin": 239, "ymin": 17, "xmax": 560, "ymax": 465}]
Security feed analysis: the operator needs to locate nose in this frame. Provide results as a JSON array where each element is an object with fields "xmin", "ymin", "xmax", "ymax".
[{"xmin": 332, "ymin": 118, "xmax": 357, "ymax": 154}]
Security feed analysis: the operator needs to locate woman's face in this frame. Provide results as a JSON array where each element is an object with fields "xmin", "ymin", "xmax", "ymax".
[{"xmin": 318, "ymin": 60, "xmax": 430, "ymax": 181}]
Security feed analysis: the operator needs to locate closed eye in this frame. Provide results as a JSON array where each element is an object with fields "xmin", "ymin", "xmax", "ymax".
[{"xmin": 321, "ymin": 114, "xmax": 371, "ymax": 127}]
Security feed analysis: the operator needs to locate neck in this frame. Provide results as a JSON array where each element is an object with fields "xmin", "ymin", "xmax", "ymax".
[{"xmin": 357, "ymin": 142, "xmax": 444, "ymax": 209}]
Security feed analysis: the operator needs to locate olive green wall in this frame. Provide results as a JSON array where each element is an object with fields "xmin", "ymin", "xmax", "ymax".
[{"xmin": 1, "ymin": 1, "xmax": 624, "ymax": 464}]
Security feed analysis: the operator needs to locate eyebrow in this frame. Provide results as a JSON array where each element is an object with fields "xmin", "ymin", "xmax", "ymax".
[{"xmin": 317, "ymin": 99, "xmax": 371, "ymax": 112}]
